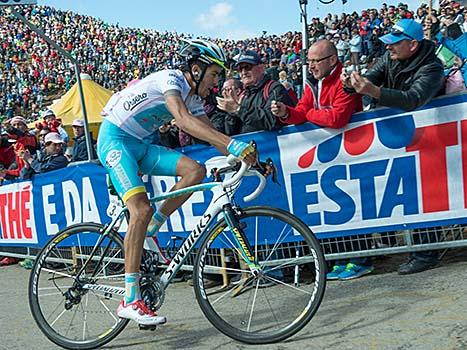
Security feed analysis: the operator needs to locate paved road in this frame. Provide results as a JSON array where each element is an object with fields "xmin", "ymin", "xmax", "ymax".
[{"xmin": 1, "ymin": 252, "xmax": 466, "ymax": 350}]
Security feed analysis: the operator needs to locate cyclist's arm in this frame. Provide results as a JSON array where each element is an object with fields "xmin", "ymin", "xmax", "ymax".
[{"xmin": 165, "ymin": 93, "xmax": 230, "ymax": 154}]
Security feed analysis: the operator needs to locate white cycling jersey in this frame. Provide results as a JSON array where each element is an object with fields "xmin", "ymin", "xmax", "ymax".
[{"xmin": 102, "ymin": 69, "xmax": 205, "ymax": 140}]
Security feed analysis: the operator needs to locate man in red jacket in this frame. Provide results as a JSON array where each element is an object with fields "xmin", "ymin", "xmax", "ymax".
[{"xmin": 271, "ymin": 40, "xmax": 362, "ymax": 128}]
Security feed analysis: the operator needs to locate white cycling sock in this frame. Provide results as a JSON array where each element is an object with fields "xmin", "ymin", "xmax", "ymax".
[
  {"xmin": 146, "ymin": 211, "xmax": 167, "ymax": 237},
  {"xmin": 124, "ymin": 272, "xmax": 141, "ymax": 305}
]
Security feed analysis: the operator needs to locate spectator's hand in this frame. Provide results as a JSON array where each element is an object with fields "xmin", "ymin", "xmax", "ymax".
[
  {"xmin": 217, "ymin": 87, "xmax": 241, "ymax": 114},
  {"xmin": 21, "ymin": 149, "xmax": 32, "ymax": 162},
  {"xmin": 0, "ymin": 169, "xmax": 6, "ymax": 180},
  {"xmin": 340, "ymin": 71, "xmax": 352, "ymax": 89},
  {"xmin": 216, "ymin": 96, "xmax": 240, "ymax": 114},
  {"xmin": 271, "ymin": 100, "xmax": 288, "ymax": 118},
  {"xmin": 350, "ymin": 72, "xmax": 381, "ymax": 99}
]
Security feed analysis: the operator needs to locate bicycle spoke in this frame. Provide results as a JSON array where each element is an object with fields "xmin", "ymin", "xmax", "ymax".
[
  {"xmin": 50, "ymin": 307, "xmax": 68, "ymax": 327},
  {"xmin": 41, "ymin": 267, "xmax": 75, "ymax": 279},
  {"xmin": 95, "ymin": 248, "xmax": 124, "ymax": 278},
  {"xmin": 246, "ymin": 281, "xmax": 260, "ymax": 332},
  {"xmin": 64, "ymin": 305, "xmax": 80, "ymax": 338},
  {"xmin": 90, "ymin": 291, "xmax": 119, "ymax": 322},
  {"xmin": 262, "ymin": 274, "xmax": 312, "ymax": 295},
  {"xmin": 195, "ymin": 207, "xmax": 326, "ymax": 343},
  {"xmin": 77, "ymin": 234, "xmax": 86, "ymax": 279},
  {"xmin": 254, "ymin": 216, "xmax": 259, "ymax": 263},
  {"xmin": 261, "ymin": 288, "xmax": 280, "ymax": 325},
  {"xmin": 30, "ymin": 224, "xmax": 128, "ymax": 348}
]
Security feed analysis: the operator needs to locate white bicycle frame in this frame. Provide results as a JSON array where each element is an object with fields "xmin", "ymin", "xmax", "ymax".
[{"xmin": 83, "ymin": 158, "xmax": 266, "ymax": 295}]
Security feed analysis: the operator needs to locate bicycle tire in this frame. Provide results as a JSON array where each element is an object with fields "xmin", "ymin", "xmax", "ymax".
[
  {"xmin": 193, "ymin": 206, "xmax": 326, "ymax": 344},
  {"xmin": 28, "ymin": 223, "xmax": 129, "ymax": 350}
]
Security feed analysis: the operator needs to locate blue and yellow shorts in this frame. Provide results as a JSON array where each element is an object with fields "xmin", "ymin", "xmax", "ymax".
[{"xmin": 97, "ymin": 119, "xmax": 183, "ymax": 202}]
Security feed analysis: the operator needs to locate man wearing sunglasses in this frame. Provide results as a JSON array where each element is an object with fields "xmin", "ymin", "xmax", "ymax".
[
  {"xmin": 216, "ymin": 50, "xmax": 294, "ymax": 134},
  {"xmin": 271, "ymin": 39, "xmax": 362, "ymax": 128},
  {"xmin": 341, "ymin": 18, "xmax": 444, "ymax": 112},
  {"xmin": 342, "ymin": 18, "xmax": 445, "ymax": 275}
]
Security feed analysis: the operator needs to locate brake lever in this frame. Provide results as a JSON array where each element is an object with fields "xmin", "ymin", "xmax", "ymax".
[
  {"xmin": 255, "ymin": 157, "xmax": 280, "ymax": 185},
  {"xmin": 266, "ymin": 158, "xmax": 280, "ymax": 185}
]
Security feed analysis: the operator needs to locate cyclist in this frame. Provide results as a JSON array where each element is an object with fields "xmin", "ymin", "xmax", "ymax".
[{"xmin": 97, "ymin": 39, "xmax": 256, "ymax": 326}]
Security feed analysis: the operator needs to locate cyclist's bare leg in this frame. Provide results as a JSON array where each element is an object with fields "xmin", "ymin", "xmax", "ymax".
[
  {"xmin": 157, "ymin": 156, "xmax": 206, "ymax": 216},
  {"xmin": 124, "ymin": 193, "xmax": 153, "ymax": 273}
]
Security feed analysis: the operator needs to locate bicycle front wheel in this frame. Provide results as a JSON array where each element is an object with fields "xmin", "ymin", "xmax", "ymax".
[
  {"xmin": 28, "ymin": 223, "xmax": 128, "ymax": 350},
  {"xmin": 193, "ymin": 206, "xmax": 326, "ymax": 344}
]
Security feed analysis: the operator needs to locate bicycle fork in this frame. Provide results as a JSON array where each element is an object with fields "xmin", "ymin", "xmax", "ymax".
[{"xmin": 222, "ymin": 205, "xmax": 260, "ymax": 273}]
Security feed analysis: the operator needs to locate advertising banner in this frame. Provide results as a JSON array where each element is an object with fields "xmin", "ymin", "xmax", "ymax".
[{"xmin": 1, "ymin": 93, "xmax": 467, "ymax": 247}]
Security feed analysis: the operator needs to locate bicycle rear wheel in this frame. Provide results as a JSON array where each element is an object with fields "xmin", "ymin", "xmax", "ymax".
[
  {"xmin": 193, "ymin": 206, "xmax": 326, "ymax": 344},
  {"xmin": 28, "ymin": 223, "xmax": 128, "ymax": 350}
]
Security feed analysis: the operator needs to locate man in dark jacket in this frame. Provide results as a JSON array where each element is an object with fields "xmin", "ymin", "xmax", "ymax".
[
  {"xmin": 216, "ymin": 50, "xmax": 294, "ymax": 135},
  {"xmin": 342, "ymin": 19, "xmax": 445, "ymax": 275},
  {"xmin": 70, "ymin": 119, "xmax": 97, "ymax": 162},
  {"xmin": 341, "ymin": 18, "xmax": 444, "ymax": 111},
  {"xmin": 20, "ymin": 132, "xmax": 69, "ymax": 180}
]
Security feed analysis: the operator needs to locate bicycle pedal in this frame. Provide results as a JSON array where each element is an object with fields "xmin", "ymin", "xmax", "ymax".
[{"xmin": 139, "ymin": 324, "xmax": 158, "ymax": 331}]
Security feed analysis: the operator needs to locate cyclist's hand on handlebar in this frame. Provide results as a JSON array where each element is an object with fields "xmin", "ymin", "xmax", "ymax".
[{"xmin": 227, "ymin": 139, "xmax": 257, "ymax": 165}]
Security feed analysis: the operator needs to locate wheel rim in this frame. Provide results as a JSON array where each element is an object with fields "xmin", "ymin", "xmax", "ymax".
[
  {"xmin": 29, "ymin": 225, "xmax": 128, "ymax": 347},
  {"xmin": 195, "ymin": 208, "xmax": 326, "ymax": 341}
]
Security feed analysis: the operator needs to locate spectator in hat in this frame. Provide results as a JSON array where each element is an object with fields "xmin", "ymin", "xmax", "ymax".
[
  {"xmin": 341, "ymin": 19, "xmax": 445, "ymax": 275},
  {"xmin": 0, "ymin": 116, "xmax": 38, "ymax": 181},
  {"xmin": 20, "ymin": 132, "xmax": 69, "ymax": 180},
  {"xmin": 70, "ymin": 119, "xmax": 97, "ymax": 162},
  {"xmin": 341, "ymin": 18, "xmax": 444, "ymax": 111},
  {"xmin": 216, "ymin": 50, "xmax": 295, "ymax": 134}
]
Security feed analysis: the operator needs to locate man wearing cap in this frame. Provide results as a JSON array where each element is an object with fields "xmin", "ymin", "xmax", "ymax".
[
  {"xmin": 342, "ymin": 19, "xmax": 444, "ymax": 275},
  {"xmin": 0, "ymin": 116, "xmax": 38, "ymax": 180},
  {"xmin": 70, "ymin": 119, "xmax": 97, "ymax": 162},
  {"xmin": 216, "ymin": 50, "xmax": 294, "ymax": 134},
  {"xmin": 341, "ymin": 18, "xmax": 444, "ymax": 112},
  {"xmin": 20, "ymin": 132, "xmax": 69, "ymax": 180}
]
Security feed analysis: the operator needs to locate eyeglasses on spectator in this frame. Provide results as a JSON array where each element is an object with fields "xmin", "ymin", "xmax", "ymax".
[{"xmin": 307, "ymin": 54, "xmax": 335, "ymax": 65}]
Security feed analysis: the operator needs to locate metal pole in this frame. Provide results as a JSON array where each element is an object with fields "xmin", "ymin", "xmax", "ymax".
[
  {"xmin": 9, "ymin": 7, "xmax": 94, "ymax": 160},
  {"xmin": 299, "ymin": 1, "xmax": 309, "ymax": 91},
  {"xmin": 74, "ymin": 65, "xmax": 94, "ymax": 161}
]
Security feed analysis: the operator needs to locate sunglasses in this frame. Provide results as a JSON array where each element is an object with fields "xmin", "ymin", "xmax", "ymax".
[{"xmin": 237, "ymin": 63, "xmax": 255, "ymax": 72}]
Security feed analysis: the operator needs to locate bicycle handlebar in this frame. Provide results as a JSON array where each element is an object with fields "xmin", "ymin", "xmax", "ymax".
[{"xmin": 222, "ymin": 154, "xmax": 267, "ymax": 202}]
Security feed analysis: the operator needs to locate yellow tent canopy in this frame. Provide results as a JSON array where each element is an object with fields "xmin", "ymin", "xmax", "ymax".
[{"xmin": 48, "ymin": 73, "xmax": 113, "ymax": 137}]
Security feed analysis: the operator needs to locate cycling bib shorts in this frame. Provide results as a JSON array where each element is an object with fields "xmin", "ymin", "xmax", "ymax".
[{"xmin": 97, "ymin": 119, "xmax": 183, "ymax": 202}]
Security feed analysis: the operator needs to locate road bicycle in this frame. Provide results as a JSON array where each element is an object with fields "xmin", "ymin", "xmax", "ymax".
[{"xmin": 28, "ymin": 155, "xmax": 326, "ymax": 349}]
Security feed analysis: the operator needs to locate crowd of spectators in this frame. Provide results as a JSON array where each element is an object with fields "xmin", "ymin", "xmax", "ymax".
[
  {"xmin": 0, "ymin": 1, "xmax": 465, "ymax": 124},
  {"xmin": 0, "ymin": 0, "xmax": 466, "ymax": 180}
]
